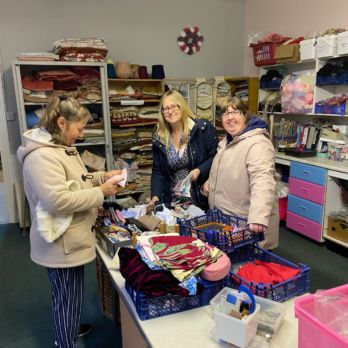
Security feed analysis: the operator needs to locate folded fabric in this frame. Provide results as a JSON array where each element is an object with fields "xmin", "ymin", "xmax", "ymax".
[
  {"xmin": 150, "ymin": 235, "xmax": 222, "ymax": 282},
  {"xmin": 36, "ymin": 180, "xmax": 80, "ymax": 243},
  {"xmin": 119, "ymin": 247, "xmax": 199, "ymax": 297},
  {"xmin": 237, "ymin": 259, "xmax": 301, "ymax": 285}
]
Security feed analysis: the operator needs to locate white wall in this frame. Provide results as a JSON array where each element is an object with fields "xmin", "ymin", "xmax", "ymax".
[
  {"xmin": 244, "ymin": 0, "xmax": 348, "ymax": 75},
  {"xmin": 0, "ymin": 0, "xmax": 246, "ymax": 222}
]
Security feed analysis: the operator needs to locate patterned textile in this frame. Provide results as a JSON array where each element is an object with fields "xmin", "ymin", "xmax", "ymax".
[
  {"xmin": 150, "ymin": 235, "xmax": 222, "ymax": 282},
  {"xmin": 119, "ymin": 247, "xmax": 194, "ymax": 297},
  {"xmin": 167, "ymin": 140, "xmax": 192, "ymax": 203}
]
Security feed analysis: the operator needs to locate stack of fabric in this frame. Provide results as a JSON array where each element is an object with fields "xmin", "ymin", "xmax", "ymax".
[
  {"xmin": 119, "ymin": 235, "xmax": 223, "ymax": 296},
  {"xmin": 109, "ymin": 85, "xmax": 162, "ymax": 102},
  {"xmin": 72, "ymin": 67, "xmax": 102, "ymax": 101},
  {"xmin": 17, "ymin": 52, "xmax": 59, "ymax": 61},
  {"xmin": 21, "ymin": 67, "xmax": 102, "ymax": 103},
  {"xmin": 53, "ymin": 38, "xmax": 108, "ymax": 62}
]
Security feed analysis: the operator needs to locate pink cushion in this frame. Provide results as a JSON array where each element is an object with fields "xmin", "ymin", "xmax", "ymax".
[{"xmin": 200, "ymin": 252, "xmax": 231, "ymax": 281}]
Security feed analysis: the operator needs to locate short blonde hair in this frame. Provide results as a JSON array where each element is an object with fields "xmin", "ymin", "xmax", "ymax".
[
  {"xmin": 219, "ymin": 96, "xmax": 252, "ymax": 124},
  {"xmin": 40, "ymin": 96, "xmax": 91, "ymax": 145},
  {"xmin": 156, "ymin": 90, "xmax": 196, "ymax": 147}
]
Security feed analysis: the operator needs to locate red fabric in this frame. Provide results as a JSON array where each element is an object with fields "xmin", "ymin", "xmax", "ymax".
[
  {"xmin": 22, "ymin": 75, "xmax": 53, "ymax": 92},
  {"xmin": 237, "ymin": 260, "xmax": 300, "ymax": 285},
  {"xmin": 258, "ymin": 33, "xmax": 291, "ymax": 44}
]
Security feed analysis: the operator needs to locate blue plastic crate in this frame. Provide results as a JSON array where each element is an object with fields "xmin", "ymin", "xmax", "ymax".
[
  {"xmin": 125, "ymin": 276, "xmax": 228, "ymax": 320},
  {"xmin": 178, "ymin": 209, "xmax": 264, "ymax": 253},
  {"xmin": 228, "ymin": 244, "xmax": 310, "ymax": 302},
  {"xmin": 315, "ymin": 102, "xmax": 346, "ymax": 115}
]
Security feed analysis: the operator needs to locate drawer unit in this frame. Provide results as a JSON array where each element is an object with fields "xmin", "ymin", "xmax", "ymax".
[
  {"xmin": 288, "ymin": 194, "xmax": 323, "ymax": 224},
  {"xmin": 290, "ymin": 162, "xmax": 326, "ymax": 186},
  {"xmin": 289, "ymin": 177, "xmax": 325, "ymax": 205},
  {"xmin": 286, "ymin": 211, "xmax": 322, "ymax": 242}
]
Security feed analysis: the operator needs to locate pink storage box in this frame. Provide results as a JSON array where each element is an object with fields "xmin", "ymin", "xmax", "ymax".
[{"xmin": 295, "ymin": 284, "xmax": 348, "ymax": 348}]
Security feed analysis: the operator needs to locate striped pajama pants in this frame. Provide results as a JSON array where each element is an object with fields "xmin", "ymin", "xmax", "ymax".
[{"xmin": 47, "ymin": 266, "xmax": 84, "ymax": 348}]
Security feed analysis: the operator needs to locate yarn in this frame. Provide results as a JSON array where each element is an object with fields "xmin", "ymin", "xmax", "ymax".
[{"xmin": 115, "ymin": 61, "xmax": 132, "ymax": 79}]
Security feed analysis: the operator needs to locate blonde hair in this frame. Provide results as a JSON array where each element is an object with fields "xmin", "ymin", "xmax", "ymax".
[
  {"xmin": 219, "ymin": 96, "xmax": 252, "ymax": 124},
  {"xmin": 40, "ymin": 96, "xmax": 91, "ymax": 145},
  {"xmin": 156, "ymin": 90, "xmax": 196, "ymax": 147}
]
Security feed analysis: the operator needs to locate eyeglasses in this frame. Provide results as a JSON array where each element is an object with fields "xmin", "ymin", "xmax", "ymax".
[
  {"xmin": 162, "ymin": 104, "xmax": 180, "ymax": 114},
  {"xmin": 221, "ymin": 110, "xmax": 242, "ymax": 119}
]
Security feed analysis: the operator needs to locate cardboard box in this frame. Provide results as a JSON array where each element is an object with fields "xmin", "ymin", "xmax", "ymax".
[
  {"xmin": 275, "ymin": 44, "xmax": 300, "ymax": 63},
  {"xmin": 327, "ymin": 217, "xmax": 348, "ymax": 244}
]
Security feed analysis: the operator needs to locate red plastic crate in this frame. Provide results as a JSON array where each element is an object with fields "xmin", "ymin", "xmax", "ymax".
[{"xmin": 252, "ymin": 42, "xmax": 279, "ymax": 66}]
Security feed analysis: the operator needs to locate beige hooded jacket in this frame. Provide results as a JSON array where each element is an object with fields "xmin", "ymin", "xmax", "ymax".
[
  {"xmin": 207, "ymin": 128, "xmax": 279, "ymax": 250},
  {"xmin": 17, "ymin": 128, "xmax": 105, "ymax": 268}
]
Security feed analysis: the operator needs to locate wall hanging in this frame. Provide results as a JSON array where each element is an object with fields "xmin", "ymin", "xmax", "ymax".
[{"xmin": 177, "ymin": 26, "xmax": 204, "ymax": 55}]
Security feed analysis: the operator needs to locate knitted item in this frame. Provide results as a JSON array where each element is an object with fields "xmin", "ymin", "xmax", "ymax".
[{"xmin": 36, "ymin": 180, "xmax": 80, "ymax": 243}]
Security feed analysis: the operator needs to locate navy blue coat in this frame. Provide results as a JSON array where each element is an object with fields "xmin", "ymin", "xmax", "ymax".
[{"xmin": 151, "ymin": 118, "xmax": 218, "ymax": 209}]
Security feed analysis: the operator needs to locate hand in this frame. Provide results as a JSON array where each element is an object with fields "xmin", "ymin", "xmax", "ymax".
[
  {"xmin": 146, "ymin": 196, "xmax": 159, "ymax": 214},
  {"xmin": 190, "ymin": 168, "xmax": 200, "ymax": 182},
  {"xmin": 104, "ymin": 169, "xmax": 123, "ymax": 182},
  {"xmin": 201, "ymin": 181, "xmax": 210, "ymax": 197},
  {"xmin": 99, "ymin": 176, "xmax": 123, "ymax": 197},
  {"xmin": 248, "ymin": 223, "xmax": 266, "ymax": 233}
]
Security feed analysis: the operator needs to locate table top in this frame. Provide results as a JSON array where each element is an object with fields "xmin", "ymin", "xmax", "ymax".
[
  {"xmin": 96, "ymin": 243, "xmax": 301, "ymax": 348},
  {"xmin": 276, "ymin": 151, "xmax": 348, "ymax": 175}
]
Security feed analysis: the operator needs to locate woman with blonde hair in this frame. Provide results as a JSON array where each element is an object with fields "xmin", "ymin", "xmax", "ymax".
[
  {"xmin": 202, "ymin": 96, "xmax": 279, "ymax": 250},
  {"xmin": 17, "ymin": 96, "xmax": 123, "ymax": 347},
  {"xmin": 148, "ymin": 90, "xmax": 218, "ymax": 210}
]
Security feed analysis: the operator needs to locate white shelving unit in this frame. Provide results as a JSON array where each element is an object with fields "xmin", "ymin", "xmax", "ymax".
[
  {"xmin": 258, "ymin": 57, "xmax": 348, "ymax": 248},
  {"xmin": 12, "ymin": 61, "xmax": 113, "ymax": 171}
]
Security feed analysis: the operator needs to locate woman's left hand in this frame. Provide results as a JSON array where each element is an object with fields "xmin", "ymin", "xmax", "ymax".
[
  {"xmin": 248, "ymin": 223, "xmax": 266, "ymax": 233},
  {"xmin": 104, "ymin": 169, "xmax": 123, "ymax": 182},
  {"xmin": 190, "ymin": 168, "xmax": 201, "ymax": 182}
]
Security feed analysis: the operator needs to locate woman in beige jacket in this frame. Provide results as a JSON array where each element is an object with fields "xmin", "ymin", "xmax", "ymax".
[
  {"xmin": 17, "ymin": 96, "xmax": 123, "ymax": 348},
  {"xmin": 202, "ymin": 97, "xmax": 279, "ymax": 250}
]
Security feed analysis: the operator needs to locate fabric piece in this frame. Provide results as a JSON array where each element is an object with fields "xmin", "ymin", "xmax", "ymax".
[
  {"xmin": 150, "ymin": 235, "xmax": 222, "ymax": 282},
  {"xmin": 237, "ymin": 260, "xmax": 301, "ymax": 285},
  {"xmin": 36, "ymin": 180, "xmax": 81, "ymax": 243},
  {"xmin": 118, "ymin": 247, "xmax": 193, "ymax": 297}
]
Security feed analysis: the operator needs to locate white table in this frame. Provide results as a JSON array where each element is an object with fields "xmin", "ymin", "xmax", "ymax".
[{"xmin": 96, "ymin": 244, "xmax": 301, "ymax": 348}]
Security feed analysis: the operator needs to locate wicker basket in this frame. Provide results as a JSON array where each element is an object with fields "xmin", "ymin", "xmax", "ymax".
[{"xmin": 96, "ymin": 254, "xmax": 120, "ymax": 323}]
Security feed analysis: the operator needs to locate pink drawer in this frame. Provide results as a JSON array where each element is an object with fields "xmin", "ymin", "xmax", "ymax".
[
  {"xmin": 289, "ymin": 177, "xmax": 325, "ymax": 205},
  {"xmin": 286, "ymin": 211, "xmax": 322, "ymax": 242}
]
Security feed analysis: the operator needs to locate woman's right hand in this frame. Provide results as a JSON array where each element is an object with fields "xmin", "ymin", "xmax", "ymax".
[
  {"xmin": 146, "ymin": 196, "xmax": 159, "ymax": 214},
  {"xmin": 201, "ymin": 181, "xmax": 210, "ymax": 197},
  {"xmin": 99, "ymin": 176, "xmax": 123, "ymax": 197}
]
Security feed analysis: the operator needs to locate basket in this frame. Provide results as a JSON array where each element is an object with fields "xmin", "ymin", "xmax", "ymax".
[
  {"xmin": 315, "ymin": 102, "xmax": 346, "ymax": 115},
  {"xmin": 178, "ymin": 209, "xmax": 264, "ymax": 253},
  {"xmin": 96, "ymin": 254, "xmax": 120, "ymax": 322},
  {"xmin": 229, "ymin": 244, "xmax": 310, "ymax": 302},
  {"xmin": 251, "ymin": 42, "xmax": 279, "ymax": 66},
  {"xmin": 125, "ymin": 276, "xmax": 228, "ymax": 320}
]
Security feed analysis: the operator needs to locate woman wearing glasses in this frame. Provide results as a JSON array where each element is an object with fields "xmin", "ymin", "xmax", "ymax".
[
  {"xmin": 148, "ymin": 90, "xmax": 218, "ymax": 210},
  {"xmin": 202, "ymin": 96, "xmax": 279, "ymax": 250}
]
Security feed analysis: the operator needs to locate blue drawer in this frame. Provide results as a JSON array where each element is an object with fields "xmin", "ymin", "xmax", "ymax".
[
  {"xmin": 288, "ymin": 194, "xmax": 323, "ymax": 224},
  {"xmin": 290, "ymin": 161, "xmax": 326, "ymax": 186}
]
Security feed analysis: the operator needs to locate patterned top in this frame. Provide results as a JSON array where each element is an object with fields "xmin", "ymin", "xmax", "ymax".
[{"xmin": 167, "ymin": 138, "xmax": 192, "ymax": 203}]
